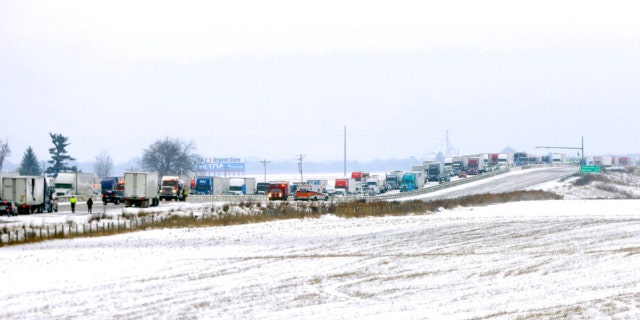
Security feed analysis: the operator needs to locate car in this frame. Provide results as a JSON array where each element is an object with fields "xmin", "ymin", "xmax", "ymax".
[
  {"xmin": 458, "ymin": 171, "xmax": 468, "ymax": 178},
  {"xmin": 102, "ymin": 190, "xmax": 124, "ymax": 205},
  {"xmin": 294, "ymin": 189, "xmax": 329, "ymax": 201}
]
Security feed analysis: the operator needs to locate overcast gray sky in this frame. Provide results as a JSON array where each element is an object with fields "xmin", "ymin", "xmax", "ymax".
[{"xmin": 1, "ymin": 0, "xmax": 639, "ymax": 166}]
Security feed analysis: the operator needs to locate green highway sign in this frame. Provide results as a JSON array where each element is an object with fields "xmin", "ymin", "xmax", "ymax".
[{"xmin": 580, "ymin": 165, "xmax": 601, "ymax": 173}]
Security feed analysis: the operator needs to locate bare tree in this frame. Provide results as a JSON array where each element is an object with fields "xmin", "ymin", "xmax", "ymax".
[
  {"xmin": 94, "ymin": 150, "xmax": 114, "ymax": 178},
  {"xmin": 141, "ymin": 137, "xmax": 198, "ymax": 177},
  {"xmin": 0, "ymin": 138, "xmax": 9, "ymax": 172}
]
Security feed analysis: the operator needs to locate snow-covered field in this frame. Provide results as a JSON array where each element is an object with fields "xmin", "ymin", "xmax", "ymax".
[{"xmin": 1, "ymin": 169, "xmax": 640, "ymax": 319}]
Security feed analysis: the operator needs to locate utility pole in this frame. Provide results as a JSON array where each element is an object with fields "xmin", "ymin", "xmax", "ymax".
[
  {"xmin": 297, "ymin": 154, "xmax": 305, "ymax": 183},
  {"xmin": 260, "ymin": 159, "xmax": 270, "ymax": 182},
  {"xmin": 344, "ymin": 125, "xmax": 347, "ymax": 177}
]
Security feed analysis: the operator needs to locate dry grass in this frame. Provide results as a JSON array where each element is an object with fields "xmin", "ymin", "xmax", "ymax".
[{"xmin": 0, "ymin": 191, "xmax": 562, "ymax": 247}]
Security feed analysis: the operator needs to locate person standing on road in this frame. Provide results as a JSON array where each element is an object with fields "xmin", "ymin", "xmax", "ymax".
[
  {"xmin": 87, "ymin": 197, "xmax": 93, "ymax": 214},
  {"xmin": 70, "ymin": 196, "xmax": 77, "ymax": 213}
]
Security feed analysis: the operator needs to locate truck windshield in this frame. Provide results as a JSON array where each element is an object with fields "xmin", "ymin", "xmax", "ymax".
[
  {"xmin": 163, "ymin": 181, "xmax": 180, "ymax": 187},
  {"xmin": 54, "ymin": 183, "xmax": 72, "ymax": 189}
]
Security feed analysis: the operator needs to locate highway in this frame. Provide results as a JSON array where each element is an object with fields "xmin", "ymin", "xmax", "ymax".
[
  {"xmin": 410, "ymin": 166, "xmax": 578, "ymax": 201},
  {"xmin": 45, "ymin": 166, "xmax": 580, "ymax": 214}
]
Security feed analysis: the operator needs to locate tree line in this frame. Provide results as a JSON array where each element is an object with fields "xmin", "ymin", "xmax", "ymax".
[{"xmin": 0, "ymin": 134, "xmax": 198, "ymax": 178}]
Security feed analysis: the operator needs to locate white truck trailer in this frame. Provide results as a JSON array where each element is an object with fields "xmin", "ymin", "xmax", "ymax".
[
  {"xmin": 227, "ymin": 177, "xmax": 257, "ymax": 195},
  {"xmin": 194, "ymin": 176, "xmax": 230, "ymax": 195},
  {"xmin": 1, "ymin": 176, "xmax": 49, "ymax": 214},
  {"xmin": 53, "ymin": 172, "xmax": 95, "ymax": 197},
  {"xmin": 124, "ymin": 172, "xmax": 160, "ymax": 208}
]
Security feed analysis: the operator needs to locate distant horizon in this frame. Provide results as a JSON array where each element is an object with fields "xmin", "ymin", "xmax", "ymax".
[{"xmin": 2, "ymin": 152, "xmax": 638, "ymax": 178}]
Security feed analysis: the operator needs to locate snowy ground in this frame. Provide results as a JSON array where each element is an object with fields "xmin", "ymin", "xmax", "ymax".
[{"xmin": 1, "ymin": 169, "xmax": 640, "ymax": 319}]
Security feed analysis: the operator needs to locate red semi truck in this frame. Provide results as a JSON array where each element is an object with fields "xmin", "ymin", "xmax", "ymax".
[{"xmin": 467, "ymin": 157, "xmax": 484, "ymax": 175}]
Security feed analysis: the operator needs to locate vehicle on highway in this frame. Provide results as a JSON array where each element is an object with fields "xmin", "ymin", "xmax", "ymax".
[
  {"xmin": 458, "ymin": 171, "xmax": 468, "ymax": 178},
  {"xmin": 256, "ymin": 182, "xmax": 270, "ymax": 195},
  {"xmin": 268, "ymin": 182, "xmax": 289, "ymax": 201},
  {"xmin": 102, "ymin": 190, "xmax": 124, "ymax": 205},
  {"xmin": 294, "ymin": 188, "xmax": 329, "ymax": 201}
]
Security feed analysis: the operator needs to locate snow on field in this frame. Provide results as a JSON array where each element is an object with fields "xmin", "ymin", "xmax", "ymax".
[
  {"xmin": 1, "ymin": 199, "xmax": 640, "ymax": 319},
  {"xmin": 2, "ymin": 168, "xmax": 640, "ymax": 319}
]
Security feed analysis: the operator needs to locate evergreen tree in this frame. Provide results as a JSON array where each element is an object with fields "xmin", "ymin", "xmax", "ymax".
[
  {"xmin": 18, "ymin": 146, "xmax": 43, "ymax": 175},
  {"xmin": 45, "ymin": 132, "xmax": 77, "ymax": 177}
]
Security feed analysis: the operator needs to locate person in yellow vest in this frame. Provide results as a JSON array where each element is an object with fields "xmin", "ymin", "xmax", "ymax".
[{"xmin": 70, "ymin": 196, "xmax": 77, "ymax": 213}]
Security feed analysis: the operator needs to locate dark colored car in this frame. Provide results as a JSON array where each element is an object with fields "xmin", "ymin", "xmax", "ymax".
[{"xmin": 102, "ymin": 190, "xmax": 124, "ymax": 205}]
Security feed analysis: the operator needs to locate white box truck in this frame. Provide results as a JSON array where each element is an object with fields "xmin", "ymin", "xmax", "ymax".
[
  {"xmin": 54, "ymin": 172, "xmax": 95, "ymax": 197},
  {"xmin": 1, "ymin": 176, "xmax": 50, "ymax": 214},
  {"xmin": 124, "ymin": 172, "xmax": 159, "ymax": 208},
  {"xmin": 227, "ymin": 177, "xmax": 257, "ymax": 195}
]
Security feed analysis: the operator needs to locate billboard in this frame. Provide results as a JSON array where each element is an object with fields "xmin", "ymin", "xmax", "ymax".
[{"xmin": 195, "ymin": 157, "xmax": 245, "ymax": 174}]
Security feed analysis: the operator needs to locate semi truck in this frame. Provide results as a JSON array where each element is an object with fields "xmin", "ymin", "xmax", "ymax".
[
  {"xmin": 497, "ymin": 153, "xmax": 513, "ymax": 168},
  {"xmin": 101, "ymin": 176, "xmax": 125, "ymax": 205},
  {"xmin": 1, "ymin": 176, "xmax": 52, "ymax": 214},
  {"xmin": 400, "ymin": 171, "xmax": 425, "ymax": 192},
  {"xmin": 490, "ymin": 153, "xmax": 500, "ymax": 167},
  {"xmin": 364, "ymin": 176, "xmax": 383, "ymax": 195},
  {"xmin": 443, "ymin": 157, "xmax": 454, "ymax": 177},
  {"xmin": 452, "ymin": 156, "xmax": 468, "ymax": 175},
  {"xmin": 384, "ymin": 171, "xmax": 403, "ymax": 191},
  {"xmin": 427, "ymin": 163, "xmax": 449, "ymax": 183},
  {"xmin": 194, "ymin": 176, "xmax": 229, "ymax": 195},
  {"xmin": 481, "ymin": 154, "xmax": 490, "ymax": 172},
  {"xmin": 227, "ymin": 177, "xmax": 256, "ymax": 195},
  {"xmin": 552, "ymin": 153, "xmax": 565, "ymax": 166},
  {"xmin": 53, "ymin": 172, "xmax": 95, "ymax": 197},
  {"xmin": 160, "ymin": 176, "xmax": 187, "ymax": 201},
  {"xmin": 124, "ymin": 172, "xmax": 160, "ymax": 208},
  {"xmin": 467, "ymin": 157, "xmax": 484, "ymax": 175},
  {"xmin": 334, "ymin": 178, "xmax": 356, "ymax": 194}
]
